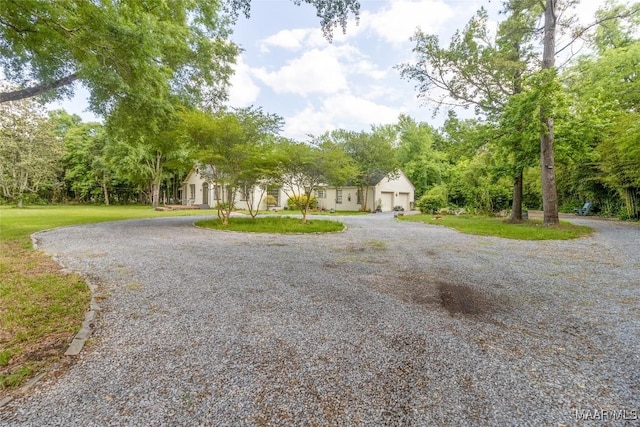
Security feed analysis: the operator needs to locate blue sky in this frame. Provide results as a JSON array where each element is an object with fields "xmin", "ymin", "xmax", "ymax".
[
  {"xmin": 53, "ymin": 0, "xmax": 601, "ymax": 140},
  {"xmin": 227, "ymin": 0, "xmax": 503, "ymax": 139}
]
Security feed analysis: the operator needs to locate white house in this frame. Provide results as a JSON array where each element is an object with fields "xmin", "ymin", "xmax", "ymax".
[{"xmin": 179, "ymin": 166, "xmax": 415, "ymax": 212}]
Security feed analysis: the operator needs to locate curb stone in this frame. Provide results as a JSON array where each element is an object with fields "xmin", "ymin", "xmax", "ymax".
[{"xmin": 0, "ymin": 235, "xmax": 103, "ymax": 406}]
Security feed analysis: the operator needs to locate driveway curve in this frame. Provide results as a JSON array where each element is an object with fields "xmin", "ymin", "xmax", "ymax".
[{"xmin": 1, "ymin": 213, "xmax": 639, "ymax": 426}]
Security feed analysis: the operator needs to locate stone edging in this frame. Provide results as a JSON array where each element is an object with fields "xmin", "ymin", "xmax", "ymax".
[
  {"xmin": 30, "ymin": 233, "xmax": 100, "ymax": 357},
  {"xmin": 0, "ymin": 234, "xmax": 101, "ymax": 409}
]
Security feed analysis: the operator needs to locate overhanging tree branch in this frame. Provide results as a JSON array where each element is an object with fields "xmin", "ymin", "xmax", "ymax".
[
  {"xmin": 556, "ymin": 5, "xmax": 640, "ymax": 56},
  {"xmin": 0, "ymin": 73, "xmax": 79, "ymax": 103}
]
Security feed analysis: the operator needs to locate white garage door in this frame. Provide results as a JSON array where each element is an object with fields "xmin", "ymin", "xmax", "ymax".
[
  {"xmin": 380, "ymin": 192, "xmax": 394, "ymax": 211},
  {"xmin": 398, "ymin": 192, "xmax": 410, "ymax": 211}
]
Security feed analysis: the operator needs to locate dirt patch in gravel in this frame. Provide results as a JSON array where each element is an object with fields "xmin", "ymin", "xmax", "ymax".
[
  {"xmin": 437, "ymin": 282, "xmax": 494, "ymax": 317},
  {"xmin": 369, "ymin": 271, "xmax": 504, "ymax": 320}
]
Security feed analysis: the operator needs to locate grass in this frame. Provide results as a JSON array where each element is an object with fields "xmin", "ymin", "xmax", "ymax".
[
  {"xmin": 196, "ymin": 216, "xmax": 345, "ymax": 233},
  {"xmin": 0, "ymin": 205, "xmax": 215, "ymax": 394},
  {"xmin": 236, "ymin": 209, "xmax": 370, "ymax": 217},
  {"xmin": 0, "ymin": 205, "xmax": 214, "ymax": 243},
  {"xmin": 399, "ymin": 213, "xmax": 593, "ymax": 240},
  {"xmin": 0, "ymin": 244, "xmax": 90, "ymax": 389}
]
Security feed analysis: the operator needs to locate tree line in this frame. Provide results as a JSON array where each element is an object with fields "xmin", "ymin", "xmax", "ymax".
[{"xmin": 0, "ymin": 0, "xmax": 638, "ymax": 219}]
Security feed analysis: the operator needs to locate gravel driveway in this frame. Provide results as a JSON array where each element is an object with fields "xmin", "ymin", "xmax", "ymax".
[{"xmin": 1, "ymin": 213, "xmax": 639, "ymax": 426}]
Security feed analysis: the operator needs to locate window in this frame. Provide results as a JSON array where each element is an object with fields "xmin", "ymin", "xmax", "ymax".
[
  {"xmin": 214, "ymin": 185, "xmax": 222, "ymax": 201},
  {"xmin": 189, "ymin": 184, "xmax": 196, "ymax": 200},
  {"xmin": 336, "ymin": 189, "xmax": 342, "ymax": 204},
  {"xmin": 356, "ymin": 189, "xmax": 363, "ymax": 205},
  {"xmin": 267, "ymin": 187, "xmax": 280, "ymax": 206},
  {"xmin": 315, "ymin": 188, "xmax": 326, "ymax": 198}
]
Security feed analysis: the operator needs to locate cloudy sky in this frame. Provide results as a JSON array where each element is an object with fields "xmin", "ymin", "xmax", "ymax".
[
  {"xmin": 54, "ymin": 0, "xmax": 601, "ymax": 140},
  {"xmin": 227, "ymin": 0, "xmax": 503, "ymax": 139}
]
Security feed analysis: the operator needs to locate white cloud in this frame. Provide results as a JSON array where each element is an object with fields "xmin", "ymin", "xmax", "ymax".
[
  {"xmin": 283, "ymin": 94, "xmax": 400, "ymax": 140},
  {"xmin": 253, "ymin": 47, "xmax": 348, "ymax": 96},
  {"xmin": 361, "ymin": 84, "xmax": 401, "ymax": 102},
  {"xmin": 252, "ymin": 43, "xmax": 388, "ymax": 96},
  {"xmin": 257, "ymin": 0, "xmax": 456, "ymax": 51},
  {"xmin": 363, "ymin": 0, "xmax": 455, "ymax": 44},
  {"xmin": 259, "ymin": 28, "xmax": 316, "ymax": 52},
  {"xmin": 348, "ymin": 59, "xmax": 388, "ymax": 80},
  {"xmin": 258, "ymin": 17, "xmax": 365, "ymax": 52},
  {"xmin": 226, "ymin": 55, "xmax": 260, "ymax": 107}
]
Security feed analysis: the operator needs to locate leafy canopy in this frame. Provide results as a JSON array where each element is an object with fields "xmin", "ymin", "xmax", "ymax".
[{"xmin": 0, "ymin": 0, "xmax": 360, "ymax": 110}]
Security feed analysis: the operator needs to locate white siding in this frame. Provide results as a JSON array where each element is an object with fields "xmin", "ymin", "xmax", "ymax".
[
  {"xmin": 180, "ymin": 167, "xmax": 415, "ymax": 212},
  {"xmin": 375, "ymin": 171, "xmax": 415, "ymax": 211}
]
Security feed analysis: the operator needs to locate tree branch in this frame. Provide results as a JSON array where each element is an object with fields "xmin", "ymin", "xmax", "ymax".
[
  {"xmin": 556, "ymin": 5, "xmax": 640, "ymax": 56},
  {"xmin": 0, "ymin": 17, "xmax": 34, "ymax": 34},
  {"xmin": 0, "ymin": 73, "xmax": 79, "ymax": 103}
]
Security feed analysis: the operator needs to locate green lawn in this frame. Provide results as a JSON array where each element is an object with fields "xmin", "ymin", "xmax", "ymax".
[
  {"xmin": 196, "ymin": 216, "xmax": 345, "ymax": 233},
  {"xmin": 0, "ymin": 204, "xmax": 215, "ymax": 393},
  {"xmin": 399, "ymin": 213, "xmax": 593, "ymax": 240},
  {"xmin": 0, "ymin": 205, "xmax": 215, "ymax": 243},
  {"xmin": 235, "ymin": 209, "xmax": 370, "ymax": 217}
]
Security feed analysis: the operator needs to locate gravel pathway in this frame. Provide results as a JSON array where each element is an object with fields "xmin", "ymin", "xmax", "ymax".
[{"xmin": 1, "ymin": 213, "xmax": 639, "ymax": 426}]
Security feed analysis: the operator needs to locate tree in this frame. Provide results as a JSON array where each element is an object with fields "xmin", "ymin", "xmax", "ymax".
[
  {"xmin": 565, "ymin": 8, "xmax": 640, "ymax": 218},
  {"xmin": 331, "ymin": 128, "xmax": 398, "ymax": 212},
  {"xmin": 535, "ymin": 0, "xmax": 639, "ymax": 224},
  {"xmin": 226, "ymin": 0, "xmax": 360, "ymax": 40},
  {"xmin": 598, "ymin": 111, "xmax": 640, "ymax": 218},
  {"xmin": 591, "ymin": 1, "xmax": 640, "ymax": 53},
  {"xmin": 0, "ymin": 1, "xmax": 238, "ymax": 112},
  {"xmin": 104, "ymin": 98, "xmax": 196, "ymax": 208},
  {"xmin": 277, "ymin": 138, "xmax": 355, "ymax": 223},
  {"xmin": 0, "ymin": 0, "xmax": 359, "ymax": 108},
  {"xmin": 238, "ymin": 137, "xmax": 282, "ymax": 219},
  {"xmin": 181, "ymin": 107, "xmax": 283, "ymax": 225},
  {"xmin": 394, "ymin": 114, "xmax": 449, "ymax": 199},
  {"xmin": 58, "ymin": 117, "xmax": 114, "ymax": 204},
  {"xmin": 0, "ymin": 90, "xmax": 62, "ymax": 207},
  {"xmin": 398, "ymin": 3, "xmax": 540, "ymax": 220},
  {"xmin": 537, "ymin": 0, "xmax": 560, "ymax": 225}
]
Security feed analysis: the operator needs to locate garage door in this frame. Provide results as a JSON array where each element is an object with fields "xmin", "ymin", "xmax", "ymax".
[
  {"xmin": 398, "ymin": 192, "xmax": 410, "ymax": 211},
  {"xmin": 380, "ymin": 192, "xmax": 394, "ymax": 211}
]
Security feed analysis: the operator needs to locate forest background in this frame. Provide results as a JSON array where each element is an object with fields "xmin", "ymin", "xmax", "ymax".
[{"xmin": 1, "ymin": 0, "xmax": 638, "ymax": 220}]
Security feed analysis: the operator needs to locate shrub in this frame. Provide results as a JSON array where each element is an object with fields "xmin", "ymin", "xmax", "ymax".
[
  {"xmin": 483, "ymin": 183, "xmax": 511, "ymax": 214},
  {"xmin": 417, "ymin": 194, "xmax": 444, "ymax": 213},
  {"xmin": 287, "ymin": 194, "xmax": 318, "ymax": 211},
  {"xmin": 417, "ymin": 184, "xmax": 447, "ymax": 214},
  {"xmin": 265, "ymin": 195, "xmax": 277, "ymax": 207}
]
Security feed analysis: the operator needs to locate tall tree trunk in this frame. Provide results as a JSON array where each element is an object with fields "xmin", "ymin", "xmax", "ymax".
[
  {"xmin": 510, "ymin": 39, "xmax": 525, "ymax": 221},
  {"xmin": 102, "ymin": 179, "xmax": 110, "ymax": 206},
  {"xmin": 151, "ymin": 151, "xmax": 163, "ymax": 208},
  {"xmin": 151, "ymin": 181, "xmax": 161, "ymax": 208},
  {"xmin": 540, "ymin": 0, "xmax": 559, "ymax": 225},
  {"xmin": 359, "ymin": 185, "xmax": 368, "ymax": 212},
  {"xmin": 511, "ymin": 169, "xmax": 523, "ymax": 221}
]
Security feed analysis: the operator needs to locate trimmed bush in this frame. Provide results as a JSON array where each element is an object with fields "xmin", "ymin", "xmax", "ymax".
[
  {"xmin": 417, "ymin": 184, "xmax": 447, "ymax": 214},
  {"xmin": 287, "ymin": 194, "xmax": 318, "ymax": 211}
]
